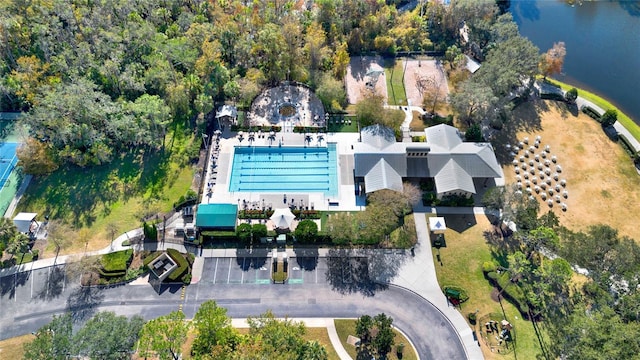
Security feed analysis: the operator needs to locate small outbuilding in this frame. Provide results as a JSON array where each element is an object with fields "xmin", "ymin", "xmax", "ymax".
[
  {"xmin": 429, "ymin": 217, "xmax": 447, "ymax": 234},
  {"xmin": 196, "ymin": 203, "xmax": 238, "ymax": 232},
  {"xmin": 13, "ymin": 212, "xmax": 39, "ymax": 236}
]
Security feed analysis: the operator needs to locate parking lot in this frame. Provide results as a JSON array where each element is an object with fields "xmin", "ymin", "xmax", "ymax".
[
  {"xmin": 0, "ymin": 265, "xmax": 70, "ymax": 304},
  {"xmin": 200, "ymin": 257, "xmax": 331, "ymax": 285}
]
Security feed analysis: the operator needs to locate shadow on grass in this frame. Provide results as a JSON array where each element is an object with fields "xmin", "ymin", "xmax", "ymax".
[
  {"xmin": 491, "ymin": 100, "xmax": 547, "ymax": 166},
  {"xmin": 18, "ymin": 148, "xmax": 173, "ymax": 228}
]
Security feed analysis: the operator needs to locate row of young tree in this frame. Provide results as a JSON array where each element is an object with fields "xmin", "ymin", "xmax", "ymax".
[
  {"xmin": 483, "ymin": 186, "xmax": 640, "ymax": 359},
  {"xmin": 23, "ymin": 300, "xmax": 328, "ymax": 360}
]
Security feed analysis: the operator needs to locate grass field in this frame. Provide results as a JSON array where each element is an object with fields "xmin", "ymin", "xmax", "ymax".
[
  {"xmin": 16, "ymin": 128, "xmax": 197, "ymax": 257},
  {"xmin": 384, "ymin": 59, "xmax": 408, "ymax": 106},
  {"xmin": 498, "ymin": 100, "xmax": 640, "ymax": 240},
  {"xmin": 0, "ymin": 334, "xmax": 32, "ymax": 359},
  {"xmin": 545, "ymin": 77, "xmax": 640, "ymax": 141},
  {"xmin": 429, "ymin": 213, "xmax": 541, "ymax": 360},
  {"xmin": 334, "ymin": 319, "xmax": 418, "ymax": 360}
]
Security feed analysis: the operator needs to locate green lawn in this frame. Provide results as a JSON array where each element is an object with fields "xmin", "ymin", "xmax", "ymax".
[
  {"xmin": 334, "ymin": 319, "xmax": 418, "ymax": 360},
  {"xmin": 384, "ymin": 59, "xmax": 408, "ymax": 106},
  {"xmin": 16, "ymin": 128, "xmax": 197, "ymax": 256},
  {"xmin": 428, "ymin": 213, "xmax": 541, "ymax": 360},
  {"xmin": 545, "ymin": 77, "xmax": 640, "ymax": 141}
]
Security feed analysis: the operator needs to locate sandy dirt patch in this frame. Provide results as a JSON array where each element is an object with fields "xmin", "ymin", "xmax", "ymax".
[
  {"xmin": 403, "ymin": 59, "xmax": 450, "ymax": 108},
  {"xmin": 345, "ymin": 56, "xmax": 388, "ymax": 104},
  {"xmin": 496, "ymin": 100, "xmax": 640, "ymax": 240}
]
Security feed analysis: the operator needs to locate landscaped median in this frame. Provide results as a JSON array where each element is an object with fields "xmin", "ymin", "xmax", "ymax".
[{"xmin": 334, "ymin": 318, "xmax": 418, "ymax": 360}]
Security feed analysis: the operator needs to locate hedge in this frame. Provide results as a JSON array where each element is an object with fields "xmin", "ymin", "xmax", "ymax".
[
  {"xmin": 142, "ymin": 251, "xmax": 162, "ymax": 268},
  {"xmin": 166, "ymin": 248, "xmax": 190, "ymax": 282},
  {"xmin": 98, "ymin": 269, "xmax": 126, "ymax": 278},
  {"xmin": 540, "ymin": 92, "xmax": 566, "ymax": 102},
  {"xmin": 101, "ymin": 249, "xmax": 133, "ymax": 272},
  {"xmin": 581, "ymin": 106, "xmax": 602, "ymax": 122},
  {"xmin": 618, "ymin": 134, "xmax": 640, "ymax": 158}
]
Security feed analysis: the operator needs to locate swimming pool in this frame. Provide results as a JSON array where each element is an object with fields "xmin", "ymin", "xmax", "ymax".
[{"xmin": 229, "ymin": 144, "xmax": 338, "ymax": 195}]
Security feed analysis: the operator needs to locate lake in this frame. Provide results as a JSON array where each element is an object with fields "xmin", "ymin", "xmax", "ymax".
[{"xmin": 510, "ymin": 0, "xmax": 640, "ymax": 125}]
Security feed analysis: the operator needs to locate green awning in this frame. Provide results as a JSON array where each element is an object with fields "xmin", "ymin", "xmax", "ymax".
[{"xmin": 196, "ymin": 204, "xmax": 238, "ymax": 229}]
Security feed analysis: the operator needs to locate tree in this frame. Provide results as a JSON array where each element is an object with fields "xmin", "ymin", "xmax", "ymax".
[
  {"xmin": 316, "ymin": 72, "xmax": 347, "ymax": 112},
  {"xmin": 73, "ymin": 312, "xmax": 144, "ymax": 360},
  {"xmin": 540, "ymin": 42, "xmax": 566, "ymax": 80},
  {"xmin": 565, "ymin": 87, "xmax": 578, "ymax": 103},
  {"xmin": 326, "ymin": 212, "xmax": 356, "ymax": 245},
  {"xmin": 46, "ymin": 220, "xmax": 73, "ymax": 256},
  {"xmin": 0, "ymin": 217, "xmax": 17, "ymax": 253},
  {"xmin": 125, "ymin": 94, "xmax": 171, "ymax": 150},
  {"xmin": 372, "ymin": 313, "xmax": 395, "ymax": 358},
  {"xmin": 355, "ymin": 315, "xmax": 373, "ymax": 343},
  {"xmin": 300, "ymin": 340, "xmax": 328, "ymax": 360},
  {"xmin": 238, "ymin": 310, "xmax": 324, "ymax": 359},
  {"xmin": 138, "ymin": 311, "xmax": 190, "ymax": 360},
  {"xmin": 355, "ymin": 93, "xmax": 386, "ymax": 127},
  {"xmin": 450, "ymin": 79, "xmax": 497, "ymax": 125},
  {"xmin": 464, "ymin": 123, "xmax": 483, "ymax": 142},
  {"xmin": 16, "ymin": 138, "xmax": 59, "ymax": 175},
  {"xmin": 601, "ymin": 109, "xmax": 618, "ymax": 127},
  {"xmin": 23, "ymin": 313, "xmax": 72, "ymax": 360},
  {"xmin": 419, "ymin": 75, "xmax": 447, "ymax": 114},
  {"xmin": 476, "ymin": 35, "xmax": 540, "ymax": 97},
  {"xmin": 191, "ymin": 300, "xmax": 238, "ymax": 357},
  {"xmin": 6, "ymin": 232, "xmax": 30, "ymax": 257},
  {"xmin": 294, "ymin": 220, "xmax": 319, "ymax": 243},
  {"xmin": 482, "ymin": 186, "xmax": 506, "ymax": 213},
  {"xmin": 332, "ymin": 42, "xmax": 350, "ymax": 80},
  {"xmin": 235, "ymin": 223, "xmax": 252, "ymax": 245},
  {"xmin": 445, "ymin": 45, "xmax": 463, "ymax": 68}
]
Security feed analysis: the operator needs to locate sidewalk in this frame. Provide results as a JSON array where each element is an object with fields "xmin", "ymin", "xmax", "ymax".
[
  {"xmin": 231, "ymin": 317, "xmax": 352, "ymax": 360},
  {"xmin": 391, "ymin": 212, "xmax": 484, "ymax": 360}
]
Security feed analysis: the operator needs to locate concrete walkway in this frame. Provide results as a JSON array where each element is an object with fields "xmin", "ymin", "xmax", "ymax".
[
  {"xmin": 232, "ymin": 318, "xmax": 353, "ymax": 360},
  {"xmin": 392, "ymin": 212, "xmax": 484, "ymax": 360}
]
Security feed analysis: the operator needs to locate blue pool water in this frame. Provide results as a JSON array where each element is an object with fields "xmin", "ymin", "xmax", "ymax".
[{"xmin": 229, "ymin": 144, "xmax": 338, "ymax": 195}]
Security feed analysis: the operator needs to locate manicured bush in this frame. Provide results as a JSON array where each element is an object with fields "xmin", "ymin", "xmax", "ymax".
[
  {"xmin": 540, "ymin": 92, "xmax": 565, "ymax": 101},
  {"xmin": 601, "ymin": 109, "xmax": 618, "ymax": 127},
  {"xmin": 565, "ymin": 87, "xmax": 578, "ymax": 103},
  {"xmin": 581, "ymin": 106, "xmax": 602, "ymax": 122},
  {"xmin": 100, "ymin": 249, "xmax": 133, "ymax": 272},
  {"xmin": 143, "ymin": 222, "xmax": 158, "ymax": 241},
  {"xmin": 142, "ymin": 251, "xmax": 162, "ymax": 268},
  {"xmin": 166, "ymin": 248, "xmax": 190, "ymax": 282},
  {"xmin": 618, "ymin": 134, "xmax": 640, "ymax": 158}
]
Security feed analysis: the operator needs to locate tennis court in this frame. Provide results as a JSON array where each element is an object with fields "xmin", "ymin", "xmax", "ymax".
[{"xmin": 0, "ymin": 142, "xmax": 18, "ymax": 188}]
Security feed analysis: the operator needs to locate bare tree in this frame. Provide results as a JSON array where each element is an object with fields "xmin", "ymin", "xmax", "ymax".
[
  {"xmin": 46, "ymin": 220, "xmax": 73, "ymax": 256},
  {"xmin": 418, "ymin": 75, "xmax": 446, "ymax": 114}
]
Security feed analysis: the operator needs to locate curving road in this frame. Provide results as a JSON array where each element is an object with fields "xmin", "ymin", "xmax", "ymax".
[{"xmin": 0, "ymin": 261, "xmax": 467, "ymax": 359}]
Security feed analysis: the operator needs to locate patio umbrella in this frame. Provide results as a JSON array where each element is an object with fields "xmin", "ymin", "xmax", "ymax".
[{"xmin": 270, "ymin": 207, "xmax": 295, "ymax": 229}]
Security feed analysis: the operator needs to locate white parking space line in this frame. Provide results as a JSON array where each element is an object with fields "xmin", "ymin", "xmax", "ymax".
[
  {"xmin": 14, "ymin": 272, "xmax": 17, "ymax": 302},
  {"xmin": 315, "ymin": 268, "xmax": 318, "ymax": 284},
  {"xmin": 62, "ymin": 269, "xmax": 66, "ymax": 293},
  {"xmin": 213, "ymin": 258, "xmax": 219, "ymax": 283},
  {"xmin": 30, "ymin": 270, "xmax": 34, "ymax": 299},
  {"xmin": 45, "ymin": 266, "xmax": 51, "ymax": 300},
  {"xmin": 241, "ymin": 258, "xmax": 245, "ymax": 283},
  {"xmin": 227, "ymin": 258, "xmax": 232, "ymax": 284}
]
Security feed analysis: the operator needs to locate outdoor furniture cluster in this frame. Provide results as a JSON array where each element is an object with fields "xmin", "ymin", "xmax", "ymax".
[
  {"xmin": 206, "ymin": 132, "xmax": 222, "ymax": 198},
  {"xmin": 509, "ymin": 136, "xmax": 568, "ymax": 211},
  {"xmin": 478, "ymin": 314, "xmax": 515, "ymax": 354}
]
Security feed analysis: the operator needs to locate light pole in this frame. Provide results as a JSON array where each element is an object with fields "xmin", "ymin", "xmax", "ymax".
[
  {"xmin": 202, "ymin": 133, "xmax": 209, "ymax": 150},
  {"xmin": 325, "ymin": 112, "xmax": 329, "ymax": 133}
]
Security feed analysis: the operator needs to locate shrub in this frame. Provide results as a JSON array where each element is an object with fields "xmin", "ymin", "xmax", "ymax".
[
  {"xmin": 464, "ymin": 123, "xmax": 482, "ymax": 142},
  {"xmin": 468, "ymin": 312, "xmax": 477, "ymax": 325},
  {"xmin": 294, "ymin": 219, "xmax": 318, "ymax": 243},
  {"xmin": 482, "ymin": 261, "xmax": 498, "ymax": 273},
  {"xmin": 618, "ymin": 134, "xmax": 639, "ymax": 158},
  {"xmin": 565, "ymin": 87, "xmax": 578, "ymax": 103},
  {"xmin": 142, "ymin": 251, "xmax": 162, "ymax": 268},
  {"xmin": 101, "ymin": 249, "xmax": 133, "ymax": 272},
  {"xmin": 182, "ymin": 273, "xmax": 192, "ymax": 284},
  {"xmin": 412, "ymin": 135, "xmax": 426, "ymax": 142},
  {"xmin": 166, "ymin": 249, "xmax": 190, "ymax": 282},
  {"xmin": 540, "ymin": 92, "xmax": 565, "ymax": 101},
  {"xmin": 581, "ymin": 106, "xmax": 602, "ymax": 122},
  {"xmin": 601, "ymin": 109, "xmax": 618, "ymax": 127},
  {"xmin": 32, "ymin": 249, "xmax": 39, "ymax": 260}
]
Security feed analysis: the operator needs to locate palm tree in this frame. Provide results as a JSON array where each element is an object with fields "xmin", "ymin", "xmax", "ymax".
[{"xmin": 0, "ymin": 217, "xmax": 17, "ymax": 250}]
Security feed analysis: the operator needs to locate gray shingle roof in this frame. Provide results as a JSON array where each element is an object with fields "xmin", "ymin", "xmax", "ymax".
[{"xmin": 364, "ymin": 159, "xmax": 404, "ymax": 193}]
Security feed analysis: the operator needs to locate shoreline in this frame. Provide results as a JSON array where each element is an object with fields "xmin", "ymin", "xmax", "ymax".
[{"xmin": 544, "ymin": 77, "xmax": 640, "ymax": 143}]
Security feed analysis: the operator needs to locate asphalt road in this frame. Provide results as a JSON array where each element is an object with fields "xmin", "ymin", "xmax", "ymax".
[{"xmin": 0, "ymin": 256, "xmax": 467, "ymax": 360}]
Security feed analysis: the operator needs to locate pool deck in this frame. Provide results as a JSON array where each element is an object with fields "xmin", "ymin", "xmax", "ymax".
[{"xmin": 201, "ymin": 129, "xmax": 363, "ymax": 213}]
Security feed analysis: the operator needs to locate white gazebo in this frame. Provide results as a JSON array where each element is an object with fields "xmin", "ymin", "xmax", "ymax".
[
  {"xmin": 429, "ymin": 217, "xmax": 447, "ymax": 234},
  {"xmin": 13, "ymin": 212, "xmax": 38, "ymax": 234},
  {"xmin": 270, "ymin": 208, "xmax": 296, "ymax": 229}
]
